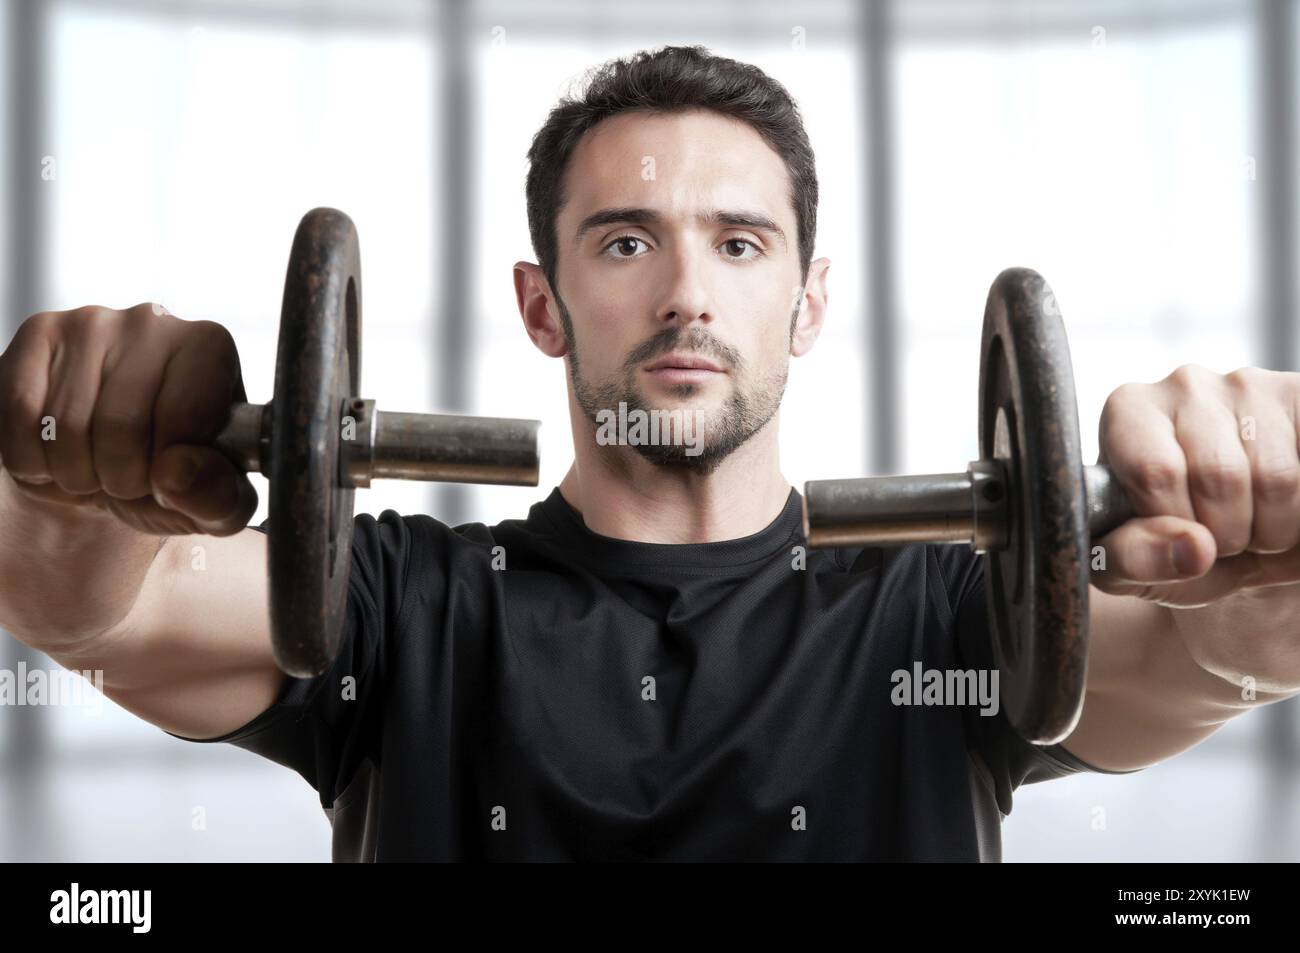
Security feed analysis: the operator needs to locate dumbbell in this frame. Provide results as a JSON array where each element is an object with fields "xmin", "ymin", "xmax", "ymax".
[
  {"xmin": 802, "ymin": 268, "xmax": 1135, "ymax": 745},
  {"xmin": 210, "ymin": 207, "xmax": 540, "ymax": 678}
]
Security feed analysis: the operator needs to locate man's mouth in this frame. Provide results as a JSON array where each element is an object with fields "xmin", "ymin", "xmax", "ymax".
[{"xmin": 644, "ymin": 352, "xmax": 725, "ymax": 380}]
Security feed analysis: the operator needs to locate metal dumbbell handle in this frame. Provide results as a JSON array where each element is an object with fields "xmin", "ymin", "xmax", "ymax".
[
  {"xmin": 214, "ymin": 399, "xmax": 540, "ymax": 488},
  {"xmin": 802, "ymin": 460, "xmax": 1135, "ymax": 551}
]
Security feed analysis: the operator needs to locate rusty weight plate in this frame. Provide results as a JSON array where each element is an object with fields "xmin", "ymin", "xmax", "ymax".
[
  {"xmin": 978, "ymin": 267, "xmax": 1090, "ymax": 745},
  {"xmin": 267, "ymin": 207, "xmax": 361, "ymax": 677}
]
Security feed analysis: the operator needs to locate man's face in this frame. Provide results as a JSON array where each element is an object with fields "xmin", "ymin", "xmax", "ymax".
[{"xmin": 551, "ymin": 108, "xmax": 805, "ymax": 474}]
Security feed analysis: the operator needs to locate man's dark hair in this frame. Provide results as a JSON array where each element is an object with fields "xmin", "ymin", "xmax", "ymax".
[{"xmin": 525, "ymin": 44, "xmax": 819, "ymax": 300}]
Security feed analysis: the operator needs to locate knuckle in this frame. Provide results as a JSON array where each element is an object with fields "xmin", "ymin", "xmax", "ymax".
[
  {"xmin": 21, "ymin": 309, "xmax": 59, "ymax": 333},
  {"xmin": 42, "ymin": 400, "xmax": 90, "ymax": 442},
  {"xmin": 192, "ymin": 319, "xmax": 235, "ymax": 352},
  {"xmin": 1226, "ymin": 365, "xmax": 1270, "ymax": 392},
  {"xmin": 1099, "ymin": 383, "xmax": 1152, "ymax": 446},
  {"xmin": 119, "ymin": 304, "xmax": 154, "ymax": 332},
  {"xmin": 48, "ymin": 306, "xmax": 114, "ymax": 346},
  {"xmin": 1189, "ymin": 455, "xmax": 1251, "ymax": 499},
  {"xmin": 125, "ymin": 301, "xmax": 168, "ymax": 317},
  {"xmin": 1, "ymin": 383, "xmax": 43, "ymax": 422},
  {"xmin": 191, "ymin": 320, "xmax": 241, "ymax": 380},
  {"xmin": 68, "ymin": 304, "xmax": 111, "ymax": 323},
  {"xmin": 1134, "ymin": 456, "xmax": 1185, "ymax": 496},
  {"xmin": 1100, "ymin": 382, "xmax": 1139, "ymax": 420},
  {"xmin": 6, "ymin": 311, "xmax": 56, "ymax": 352},
  {"xmin": 92, "ymin": 405, "xmax": 150, "ymax": 447},
  {"xmin": 1166, "ymin": 363, "xmax": 1208, "ymax": 391},
  {"xmin": 115, "ymin": 310, "xmax": 167, "ymax": 356},
  {"xmin": 1251, "ymin": 459, "xmax": 1300, "ymax": 502}
]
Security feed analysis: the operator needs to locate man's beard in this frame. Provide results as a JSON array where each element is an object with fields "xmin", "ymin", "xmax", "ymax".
[{"xmin": 555, "ymin": 293, "xmax": 794, "ymax": 475}]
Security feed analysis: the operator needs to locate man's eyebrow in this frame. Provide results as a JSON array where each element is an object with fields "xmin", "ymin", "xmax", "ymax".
[{"xmin": 573, "ymin": 207, "xmax": 788, "ymax": 249}]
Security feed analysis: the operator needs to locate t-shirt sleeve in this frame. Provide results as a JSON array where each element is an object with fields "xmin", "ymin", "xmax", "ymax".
[
  {"xmin": 160, "ymin": 508, "xmax": 417, "ymax": 808},
  {"xmin": 933, "ymin": 543, "xmax": 1140, "ymax": 815}
]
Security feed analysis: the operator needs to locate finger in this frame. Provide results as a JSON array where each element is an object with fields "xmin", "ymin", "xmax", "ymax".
[
  {"xmin": 3, "ymin": 465, "xmax": 103, "ymax": 508},
  {"xmin": 92, "ymin": 313, "xmax": 171, "ymax": 500},
  {"xmin": 1221, "ymin": 544, "xmax": 1300, "ymax": 590},
  {"xmin": 1127, "ymin": 545, "xmax": 1300, "ymax": 608},
  {"xmin": 4, "ymin": 462, "xmax": 239, "ymax": 537},
  {"xmin": 43, "ymin": 321, "xmax": 111, "ymax": 495},
  {"xmin": 150, "ymin": 444, "xmax": 258, "ymax": 536},
  {"xmin": 1227, "ymin": 370, "xmax": 1300, "ymax": 553},
  {"xmin": 101, "ymin": 491, "xmax": 231, "ymax": 536},
  {"xmin": 1091, "ymin": 515, "xmax": 1216, "ymax": 594},
  {"xmin": 1097, "ymin": 382, "xmax": 1196, "ymax": 522},
  {"xmin": 152, "ymin": 319, "xmax": 245, "ymax": 459},
  {"xmin": 150, "ymin": 319, "xmax": 249, "ymax": 519},
  {"xmin": 1174, "ymin": 398, "xmax": 1253, "ymax": 557},
  {"xmin": 0, "ymin": 317, "xmax": 54, "ymax": 482}
]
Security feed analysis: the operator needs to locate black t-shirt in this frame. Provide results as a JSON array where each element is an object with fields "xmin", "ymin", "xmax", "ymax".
[{"xmin": 165, "ymin": 486, "xmax": 1137, "ymax": 861}]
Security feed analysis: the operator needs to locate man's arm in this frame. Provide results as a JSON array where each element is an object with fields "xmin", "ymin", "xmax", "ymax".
[
  {"xmin": 1060, "ymin": 363, "xmax": 1300, "ymax": 772},
  {"xmin": 0, "ymin": 303, "xmax": 280, "ymax": 741},
  {"xmin": 1057, "ymin": 584, "xmax": 1291, "ymax": 772},
  {"xmin": 0, "ymin": 469, "xmax": 285, "ymax": 742},
  {"xmin": 43, "ymin": 525, "xmax": 286, "ymax": 742}
]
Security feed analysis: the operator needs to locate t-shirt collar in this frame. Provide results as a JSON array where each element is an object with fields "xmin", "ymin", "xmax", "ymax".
[{"xmin": 534, "ymin": 485, "xmax": 804, "ymax": 570}]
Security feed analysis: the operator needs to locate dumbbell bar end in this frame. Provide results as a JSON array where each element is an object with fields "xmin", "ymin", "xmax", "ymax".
[
  {"xmin": 216, "ymin": 400, "xmax": 541, "ymax": 488},
  {"xmin": 802, "ymin": 460, "xmax": 1134, "ymax": 550}
]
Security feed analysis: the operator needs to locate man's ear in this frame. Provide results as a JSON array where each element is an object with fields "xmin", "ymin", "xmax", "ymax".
[
  {"xmin": 514, "ymin": 261, "xmax": 568, "ymax": 358},
  {"xmin": 790, "ymin": 257, "xmax": 831, "ymax": 358}
]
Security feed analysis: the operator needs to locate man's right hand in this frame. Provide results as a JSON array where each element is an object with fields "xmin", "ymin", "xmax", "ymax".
[{"xmin": 0, "ymin": 303, "xmax": 258, "ymax": 536}]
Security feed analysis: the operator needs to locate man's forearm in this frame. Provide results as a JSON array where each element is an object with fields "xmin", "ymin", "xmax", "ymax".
[
  {"xmin": 0, "ymin": 469, "xmax": 164, "ymax": 652},
  {"xmin": 1061, "ymin": 587, "xmax": 1295, "ymax": 772},
  {"xmin": 1165, "ymin": 582, "xmax": 1300, "ymax": 706}
]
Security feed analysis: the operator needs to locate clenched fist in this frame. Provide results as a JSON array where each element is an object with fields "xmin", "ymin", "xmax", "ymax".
[{"xmin": 0, "ymin": 303, "xmax": 258, "ymax": 536}]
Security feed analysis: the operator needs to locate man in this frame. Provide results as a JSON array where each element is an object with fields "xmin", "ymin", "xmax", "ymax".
[{"xmin": 1, "ymin": 45, "xmax": 1297, "ymax": 862}]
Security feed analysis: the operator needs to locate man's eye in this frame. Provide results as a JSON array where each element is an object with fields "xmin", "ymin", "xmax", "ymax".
[
  {"xmin": 721, "ymin": 238, "xmax": 762, "ymax": 261},
  {"xmin": 603, "ymin": 235, "xmax": 648, "ymax": 258}
]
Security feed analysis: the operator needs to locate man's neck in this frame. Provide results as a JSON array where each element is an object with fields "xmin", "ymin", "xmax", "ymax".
[{"xmin": 557, "ymin": 433, "xmax": 792, "ymax": 545}]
